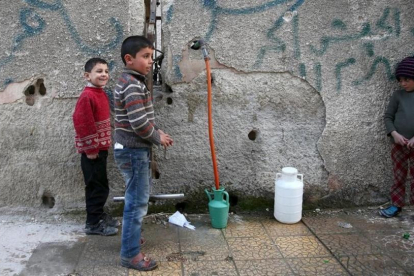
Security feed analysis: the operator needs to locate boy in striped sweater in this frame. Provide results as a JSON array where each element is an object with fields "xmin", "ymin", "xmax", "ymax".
[
  {"xmin": 114, "ymin": 36, "xmax": 173, "ymax": 271},
  {"xmin": 73, "ymin": 58, "xmax": 120, "ymax": 236}
]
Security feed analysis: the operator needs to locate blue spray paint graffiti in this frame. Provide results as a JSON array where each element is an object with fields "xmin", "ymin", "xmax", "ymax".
[
  {"xmin": 166, "ymin": 1, "xmax": 411, "ymax": 92},
  {"xmin": 1, "ymin": 0, "xmax": 123, "ymax": 87},
  {"xmin": 0, "ymin": 8, "xmax": 45, "ymax": 71}
]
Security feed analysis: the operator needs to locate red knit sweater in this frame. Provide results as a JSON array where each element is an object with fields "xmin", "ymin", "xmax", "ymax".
[{"xmin": 72, "ymin": 86, "xmax": 111, "ymax": 154}]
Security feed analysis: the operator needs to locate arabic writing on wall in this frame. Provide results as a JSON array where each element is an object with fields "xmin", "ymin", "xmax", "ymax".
[{"xmin": 167, "ymin": 1, "xmax": 413, "ymax": 92}]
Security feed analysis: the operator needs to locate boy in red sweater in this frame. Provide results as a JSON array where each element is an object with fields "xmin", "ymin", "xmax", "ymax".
[{"xmin": 73, "ymin": 57, "xmax": 120, "ymax": 235}]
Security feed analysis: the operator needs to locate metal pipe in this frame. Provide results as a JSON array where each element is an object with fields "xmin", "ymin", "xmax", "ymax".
[{"xmin": 113, "ymin": 193, "xmax": 185, "ymax": 202}]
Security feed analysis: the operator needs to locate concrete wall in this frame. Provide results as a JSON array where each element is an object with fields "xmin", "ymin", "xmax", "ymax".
[
  {"xmin": 1, "ymin": 0, "xmax": 413, "ymax": 211},
  {"xmin": 0, "ymin": 0, "xmax": 144, "ymax": 210},
  {"xmin": 158, "ymin": 0, "xmax": 414, "ymax": 207}
]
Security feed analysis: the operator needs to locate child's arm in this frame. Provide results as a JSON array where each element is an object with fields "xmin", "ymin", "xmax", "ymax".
[
  {"xmin": 73, "ymin": 95, "xmax": 100, "ymax": 157},
  {"xmin": 121, "ymin": 83, "xmax": 161, "ymax": 145},
  {"xmin": 158, "ymin": 129, "xmax": 173, "ymax": 148},
  {"xmin": 390, "ymin": 131, "xmax": 408, "ymax": 146}
]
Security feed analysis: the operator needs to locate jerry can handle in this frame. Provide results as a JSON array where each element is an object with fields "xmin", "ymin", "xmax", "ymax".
[
  {"xmin": 223, "ymin": 190, "xmax": 230, "ymax": 205},
  {"xmin": 297, "ymin": 174, "xmax": 303, "ymax": 182},
  {"xmin": 205, "ymin": 189, "xmax": 212, "ymax": 201},
  {"xmin": 276, "ymin": 173, "xmax": 282, "ymax": 179}
]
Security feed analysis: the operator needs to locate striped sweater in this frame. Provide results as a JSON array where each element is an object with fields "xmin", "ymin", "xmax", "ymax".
[
  {"xmin": 113, "ymin": 68, "xmax": 160, "ymax": 148},
  {"xmin": 72, "ymin": 86, "xmax": 111, "ymax": 154}
]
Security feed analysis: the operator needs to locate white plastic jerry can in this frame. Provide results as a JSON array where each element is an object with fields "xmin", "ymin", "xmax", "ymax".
[{"xmin": 274, "ymin": 167, "xmax": 303, "ymax": 224}]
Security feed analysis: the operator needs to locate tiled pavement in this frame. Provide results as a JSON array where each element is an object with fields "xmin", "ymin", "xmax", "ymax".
[{"xmin": 4, "ymin": 206, "xmax": 414, "ymax": 275}]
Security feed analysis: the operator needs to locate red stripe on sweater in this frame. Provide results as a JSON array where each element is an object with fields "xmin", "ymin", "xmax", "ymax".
[{"xmin": 125, "ymin": 98, "xmax": 151, "ymax": 109}]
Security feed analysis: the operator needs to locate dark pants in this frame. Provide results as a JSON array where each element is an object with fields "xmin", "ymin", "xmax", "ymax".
[{"xmin": 81, "ymin": 150, "xmax": 109, "ymax": 225}]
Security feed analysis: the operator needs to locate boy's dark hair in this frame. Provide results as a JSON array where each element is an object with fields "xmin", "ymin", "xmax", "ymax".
[
  {"xmin": 121, "ymin": 36, "xmax": 154, "ymax": 65},
  {"xmin": 84, "ymin": 57, "xmax": 108, "ymax": 72},
  {"xmin": 395, "ymin": 57, "xmax": 414, "ymax": 81}
]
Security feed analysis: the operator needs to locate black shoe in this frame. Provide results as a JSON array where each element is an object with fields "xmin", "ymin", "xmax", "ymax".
[
  {"xmin": 101, "ymin": 212, "xmax": 121, "ymax": 228},
  {"xmin": 85, "ymin": 220, "xmax": 118, "ymax": 236}
]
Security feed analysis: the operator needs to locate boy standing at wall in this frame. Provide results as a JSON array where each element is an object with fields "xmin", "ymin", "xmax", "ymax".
[
  {"xmin": 114, "ymin": 36, "xmax": 173, "ymax": 271},
  {"xmin": 73, "ymin": 58, "xmax": 120, "ymax": 235},
  {"xmin": 382, "ymin": 57, "xmax": 414, "ymax": 218}
]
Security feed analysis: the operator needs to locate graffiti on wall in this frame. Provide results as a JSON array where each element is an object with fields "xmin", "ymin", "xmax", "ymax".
[
  {"xmin": 167, "ymin": 0, "xmax": 413, "ymax": 92},
  {"xmin": 0, "ymin": 0, "xmax": 124, "ymax": 87}
]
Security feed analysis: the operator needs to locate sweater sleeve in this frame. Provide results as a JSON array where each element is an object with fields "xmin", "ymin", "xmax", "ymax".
[
  {"xmin": 73, "ymin": 94, "xmax": 100, "ymax": 154},
  {"xmin": 122, "ymin": 83, "xmax": 161, "ymax": 145},
  {"xmin": 384, "ymin": 91, "xmax": 398, "ymax": 136}
]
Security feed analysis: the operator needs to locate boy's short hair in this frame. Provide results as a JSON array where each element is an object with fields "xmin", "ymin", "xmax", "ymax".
[
  {"xmin": 121, "ymin": 36, "xmax": 154, "ymax": 65},
  {"xmin": 395, "ymin": 57, "xmax": 414, "ymax": 81},
  {"xmin": 85, "ymin": 57, "xmax": 108, "ymax": 72}
]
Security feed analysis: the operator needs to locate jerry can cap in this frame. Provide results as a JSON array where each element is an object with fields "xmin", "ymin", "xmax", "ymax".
[{"xmin": 282, "ymin": 167, "xmax": 298, "ymax": 175}]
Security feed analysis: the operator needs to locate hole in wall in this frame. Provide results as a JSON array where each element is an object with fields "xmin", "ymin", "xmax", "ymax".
[
  {"xmin": 42, "ymin": 192, "xmax": 55, "ymax": 208},
  {"xmin": 166, "ymin": 97, "xmax": 173, "ymax": 105},
  {"xmin": 248, "ymin": 129, "xmax": 259, "ymax": 141},
  {"xmin": 24, "ymin": 85, "xmax": 36, "ymax": 106},
  {"xmin": 154, "ymin": 170, "xmax": 161, "ymax": 179},
  {"xmin": 229, "ymin": 194, "xmax": 238, "ymax": 207},
  {"xmin": 175, "ymin": 201, "xmax": 187, "ymax": 212},
  {"xmin": 37, "ymin": 79, "xmax": 47, "ymax": 96},
  {"xmin": 165, "ymin": 84, "xmax": 173, "ymax": 93},
  {"xmin": 23, "ymin": 79, "xmax": 47, "ymax": 106},
  {"xmin": 25, "ymin": 85, "xmax": 35, "ymax": 95}
]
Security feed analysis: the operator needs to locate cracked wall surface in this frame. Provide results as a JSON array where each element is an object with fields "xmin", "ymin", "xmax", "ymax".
[
  {"xmin": 0, "ymin": 0, "xmax": 144, "ymax": 209},
  {"xmin": 1, "ymin": 0, "xmax": 414, "ymax": 210},
  {"xmin": 159, "ymin": 0, "xmax": 414, "ymax": 207}
]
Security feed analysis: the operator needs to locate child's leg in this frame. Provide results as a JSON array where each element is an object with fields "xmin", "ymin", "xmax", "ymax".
[
  {"xmin": 409, "ymin": 147, "xmax": 414, "ymax": 205},
  {"xmin": 114, "ymin": 147, "xmax": 151, "ymax": 259},
  {"xmin": 390, "ymin": 144, "xmax": 409, "ymax": 207},
  {"xmin": 81, "ymin": 151, "xmax": 110, "ymax": 226}
]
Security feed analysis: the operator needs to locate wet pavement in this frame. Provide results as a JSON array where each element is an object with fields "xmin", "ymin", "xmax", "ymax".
[{"xmin": 1, "ymin": 206, "xmax": 413, "ymax": 276}]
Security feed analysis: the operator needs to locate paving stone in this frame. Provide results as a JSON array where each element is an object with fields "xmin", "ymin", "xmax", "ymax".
[
  {"xmin": 183, "ymin": 260, "xmax": 238, "ymax": 276},
  {"xmin": 367, "ymin": 229, "xmax": 414, "ymax": 253},
  {"xmin": 344, "ymin": 214, "xmax": 409, "ymax": 232},
  {"xmin": 223, "ymin": 215, "xmax": 268, "ymax": 238},
  {"xmin": 142, "ymin": 239, "xmax": 180, "ymax": 262},
  {"xmin": 142, "ymin": 221, "xmax": 179, "ymax": 242},
  {"xmin": 91, "ymin": 265, "xmax": 126, "ymax": 275},
  {"xmin": 286, "ymin": 257, "xmax": 349, "ymax": 276},
  {"xmin": 179, "ymin": 233, "xmax": 230, "ymax": 261},
  {"xmin": 77, "ymin": 234, "xmax": 121, "ymax": 266},
  {"xmin": 235, "ymin": 259, "xmax": 294, "ymax": 276},
  {"xmin": 339, "ymin": 254, "xmax": 409, "ymax": 276},
  {"xmin": 318, "ymin": 233, "xmax": 383, "ymax": 257},
  {"xmin": 302, "ymin": 216, "xmax": 358, "ymax": 235},
  {"xmin": 227, "ymin": 236, "xmax": 282, "ymax": 260},
  {"xmin": 390, "ymin": 252, "xmax": 414, "ymax": 273},
  {"xmin": 128, "ymin": 261, "xmax": 182, "ymax": 276},
  {"xmin": 262, "ymin": 219, "xmax": 312, "ymax": 237},
  {"xmin": 274, "ymin": 236, "xmax": 331, "ymax": 258}
]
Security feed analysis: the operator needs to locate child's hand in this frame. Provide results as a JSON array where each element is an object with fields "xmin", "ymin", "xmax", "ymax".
[
  {"xmin": 391, "ymin": 131, "xmax": 408, "ymax": 146},
  {"xmin": 407, "ymin": 137, "xmax": 414, "ymax": 149},
  {"xmin": 87, "ymin": 153, "xmax": 99, "ymax": 159},
  {"xmin": 160, "ymin": 132, "xmax": 173, "ymax": 148}
]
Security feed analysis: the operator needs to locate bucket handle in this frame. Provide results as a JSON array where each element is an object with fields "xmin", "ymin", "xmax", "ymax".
[
  {"xmin": 276, "ymin": 173, "xmax": 282, "ymax": 179},
  {"xmin": 205, "ymin": 189, "xmax": 212, "ymax": 201},
  {"xmin": 297, "ymin": 174, "xmax": 303, "ymax": 182},
  {"xmin": 223, "ymin": 190, "xmax": 229, "ymax": 205}
]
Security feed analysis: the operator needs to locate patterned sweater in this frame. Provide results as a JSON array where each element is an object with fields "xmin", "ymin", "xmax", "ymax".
[
  {"xmin": 113, "ymin": 69, "xmax": 160, "ymax": 148},
  {"xmin": 72, "ymin": 85, "xmax": 111, "ymax": 154}
]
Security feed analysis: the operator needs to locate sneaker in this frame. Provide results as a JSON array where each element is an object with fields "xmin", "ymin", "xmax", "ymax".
[
  {"xmin": 101, "ymin": 213, "xmax": 121, "ymax": 228},
  {"xmin": 379, "ymin": 205, "xmax": 402, "ymax": 218},
  {"xmin": 121, "ymin": 254, "xmax": 158, "ymax": 271},
  {"xmin": 85, "ymin": 220, "xmax": 118, "ymax": 236}
]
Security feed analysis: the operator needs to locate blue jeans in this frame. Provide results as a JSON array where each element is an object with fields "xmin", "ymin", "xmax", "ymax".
[{"xmin": 114, "ymin": 147, "xmax": 151, "ymax": 259}]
